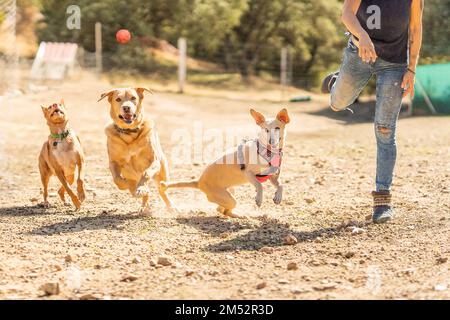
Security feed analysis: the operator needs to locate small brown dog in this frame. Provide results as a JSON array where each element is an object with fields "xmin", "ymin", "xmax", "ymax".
[
  {"xmin": 38, "ymin": 100, "xmax": 86, "ymax": 209},
  {"xmin": 98, "ymin": 87, "xmax": 172, "ymax": 214},
  {"xmin": 161, "ymin": 108, "xmax": 290, "ymax": 218}
]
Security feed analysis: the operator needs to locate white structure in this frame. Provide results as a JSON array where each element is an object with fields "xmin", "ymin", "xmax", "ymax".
[{"xmin": 30, "ymin": 42, "xmax": 79, "ymax": 81}]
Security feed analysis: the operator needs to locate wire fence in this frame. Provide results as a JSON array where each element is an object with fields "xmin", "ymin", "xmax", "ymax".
[{"xmin": 0, "ymin": 0, "xmax": 19, "ymax": 98}]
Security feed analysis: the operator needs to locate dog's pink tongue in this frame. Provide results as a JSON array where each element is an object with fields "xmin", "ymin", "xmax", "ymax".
[{"xmin": 123, "ymin": 114, "xmax": 133, "ymax": 121}]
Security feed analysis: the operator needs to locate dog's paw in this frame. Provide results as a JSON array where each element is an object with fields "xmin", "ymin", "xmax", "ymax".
[
  {"xmin": 223, "ymin": 209, "xmax": 247, "ymax": 219},
  {"xmin": 71, "ymin": 197, "xmax": 82, "ymax": 211},
  {"xmin": 168, "ymin": 206, "xmax": 181, "ymax": 214},
  {"xmin": 138, "ymin": 206, "xmax": 152, "ymax": 216},
  {"xmin": 77, "ymin": 182, "xmax": 86, "ymax": 203},
  {"xmin": 134, "ymin": 186, "xmax": 150, "ymax": 198},
  {"xmin": 216, "ymin": 206, "xmax": 225, "ymax": 214},
  {"xmin": 255, "ymin": 192, "xmax": 263, "ymax": 207},
  {"xmin": 39, "ymin": 201, "xmax": 51, "ymax": 209},
  {"xmin": 114, "ymin": 176, "xmax": 129, "ymax": 190},
  {"xmin": 273, "ymin": 189, "xmax": 283, "ymax": 205},
  {"xmin": 77, "ymin": 191, "xmax": 86, "ymax": 203}
]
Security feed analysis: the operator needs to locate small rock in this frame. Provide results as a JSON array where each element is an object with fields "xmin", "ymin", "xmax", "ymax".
[
  {"xmin": 347, "ymin": 226, "xmax": 366, "ymax": 235},
  {"xmin": 287, "ymin": 262, "xmax": 298, "ymax": 271},
  {"xmin": 397, "ymin": 268, "xmax": 415, "ymax": 276},
  {"xmin": 80, "ymin": 293, "xmax": 99, "ymax": 300},
  {"xmin": 260, "ymin": 247, "xmax": 275, "ymax": 254},
  {"xmin": 344, "ymin": 251, "xmax": 355, "ymax": 259},
  {"xmin": 121, "ymin": 274, "xmax": 138, "ymax": 282},
  {"xmin": 304, "ymin": 197, "xmax": 316, "ymax": 204},
  {"xmin": 313, "ymin": 284, "xmax": 337, "ymax": 291},
  {"xmin": 278, "ymin": 279, "xmax": 290, "ymax": 284},
  {"xmin": 149, "ymin": 258, "xmax": 158, "ymax": 267},
  {"xmin": 284, "ymin": 234, "xmax": 298, "ymax": 245},
  {"xmin": 40, "ymin": 283, "xmax": 60, "ymax": 296},
  {"xmin": 185, "ymin": 270, "xmax": 195, "ymax": 277},
  {"xmin": 256, "ymin": 282, "xmax": 267, "ymax": 290},
  {"xmin": 219, "ymin": 232, "xmax": 231, "ymax": 239},
  {"xmin": 436, "ymin": 257, "xmax": 448, "ymax": 264},
  {"xmin": 225, "ymin": 255, "xmax": 234, "ymax": 260},
  {"xmin": 309, "ymin": 259, "xmax": 321, "ymax": 267},
  {"xmin": 291, "ymin": 287, "xmax": 308, "ymax": 294},
  {"xmin": 30, "ymin": 197, "xmax": 39, "ymax": 203},
  {"xmin": 53, "ymin": 264, "xmax": 63, "ymax": 272},
  {"xmin": 132, "ymin": 256, "xmax": 141, "ymax": 264},
  {"xmin": 434, "ymin": 284, "xmax": 447, "ymax": 291},
  {"xmin": 65, "ymin": 255, "xmax": 73, "ymax": 263},
  {"xmin": 171, "ymin": 262, "xmax": 183, "ymax": 269},
  {"xmin": 157, "ymin": 256, "xmax": 173, "ymax": 266}
]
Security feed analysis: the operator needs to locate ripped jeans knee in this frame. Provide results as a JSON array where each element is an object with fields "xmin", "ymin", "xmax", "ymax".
[{"xmin": 375, "ymin": 124, "xmax": 396, "ymax": 145}]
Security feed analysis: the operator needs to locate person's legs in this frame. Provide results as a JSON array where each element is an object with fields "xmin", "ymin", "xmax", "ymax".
[
  {"xmin": 329, "ymin": 41, "xmax": 372, "ymax": 111},
  {"xmin": 372, "ymin": 59, "xmax": 406, "ymax": 223}
]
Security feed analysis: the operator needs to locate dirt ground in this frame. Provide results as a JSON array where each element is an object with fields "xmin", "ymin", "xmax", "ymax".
[{"xmin": 0, "ymin": 73, "xmax": 449, "ymax": 300}]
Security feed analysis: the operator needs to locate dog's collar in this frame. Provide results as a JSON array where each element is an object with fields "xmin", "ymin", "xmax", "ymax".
[
  {"xmin": 51, "ymin": 129, "xmax": 71, "ymax": 140},
  {"xmin": 114, "ymin": 123, "xmax": 141, "ymax": 135}
]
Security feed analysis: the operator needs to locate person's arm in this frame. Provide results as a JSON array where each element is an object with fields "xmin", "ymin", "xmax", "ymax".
[
  {"xmin": 341, "ymin": 0, "xmax": 377, "ymax": 63},
  {"xmin": 402, "ymin": 0, "xmax": 424, "ymax": 98}
]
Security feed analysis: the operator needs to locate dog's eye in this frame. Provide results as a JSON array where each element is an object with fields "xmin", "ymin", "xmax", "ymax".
[
  {"xmin": 131, "ymin": 96, "xmax": 136, "ymax": 101},
  {"xmin": 275, "ymin": 127, "xmax": 280, "ymax": 130},
  {"xmin": 265, "ymin": 129, "xmax": 270, "ymax": 133},
  {"xmin": 116, "ymin": 98, "xmax": 122, "ymax": 102}
]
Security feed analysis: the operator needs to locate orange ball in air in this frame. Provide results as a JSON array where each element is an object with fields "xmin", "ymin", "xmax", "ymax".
[{"xmin": 116, "ymin": 29, "xmax": 131, "ymax": 44}]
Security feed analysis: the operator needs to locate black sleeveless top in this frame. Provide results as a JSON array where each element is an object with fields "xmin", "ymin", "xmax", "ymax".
[{"xmin": 355, "ymin": 0, "xmax": 412, "ymax": 63}]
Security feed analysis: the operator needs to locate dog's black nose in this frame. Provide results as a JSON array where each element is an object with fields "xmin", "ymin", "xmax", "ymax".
[{"xmin": 123, "ymin": 106, "xmax": 131, "ymax": 113}]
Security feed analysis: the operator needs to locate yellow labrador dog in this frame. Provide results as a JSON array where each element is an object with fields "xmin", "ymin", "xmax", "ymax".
[
  {"xmin": 98, "ymin": 87, "xmax": 172, "ymax": 214},
  {"xmin": 162, "ymin": 108, "xmax": 290, "ymax": 218},
  {"xmin": 39, "ymin": 100, "xmax": 86, "ymax": 209}
]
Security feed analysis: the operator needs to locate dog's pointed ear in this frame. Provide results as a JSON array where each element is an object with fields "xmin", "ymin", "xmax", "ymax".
[
  {"xmin": 276, "ymin": 108, "xmax": 290, "ymax": 124},
  {"xmin": 98, "ymin": 89, "xmax": 116, "ymax": 103},
  {"xmin": 60, "ymin": 98, "xmax": 65, "ymax": 106},
  {"xmin": 41, "ymin": 105, "xmax": 47, "ymax": 115},
  {"xmin": 250, "ymin": 108, "xmax": 266, "ymax": 125},
  {"xmin": 135, "ymin": 87, "xmax": 154, "ymax": 100}
]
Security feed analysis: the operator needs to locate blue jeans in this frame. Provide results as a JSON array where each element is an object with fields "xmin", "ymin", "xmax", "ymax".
[{"xmin": 331, "ymin": 40, "xmax": 407, "ymax": 192}]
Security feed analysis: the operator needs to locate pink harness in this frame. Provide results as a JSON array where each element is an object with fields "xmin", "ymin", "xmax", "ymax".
[
  {"xmin": 255, "ymin": 142, "xmax": 282, "ymax": 183},
  {"xmin": 238, "ymin": 140, "xmax": 283, "ymax": 183}
]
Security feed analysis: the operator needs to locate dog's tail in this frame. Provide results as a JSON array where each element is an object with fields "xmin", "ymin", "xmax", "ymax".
[{"xmin": 160, "ymin": 180, "xmax": 199, "ymax": 191}]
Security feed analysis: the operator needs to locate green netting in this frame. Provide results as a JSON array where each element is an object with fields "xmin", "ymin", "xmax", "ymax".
[{"xmin": 413, "ymin": 63, "xmax": 450, "ymax": 114}]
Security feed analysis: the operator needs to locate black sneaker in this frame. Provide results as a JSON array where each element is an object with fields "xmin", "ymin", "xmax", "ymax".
[{"xmin": 321, "ymin": 71, "xmax": 339, "ymax": 94}]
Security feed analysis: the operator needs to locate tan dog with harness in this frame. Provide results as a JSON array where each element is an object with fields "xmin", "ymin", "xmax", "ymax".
[
  {"xmin": 161, "ymin": 108, "xmax": 290, "ymax": 218},
  {"xmin": 98, "ymin": 87, "xmax": 172, "ymax": 214},
  {"xmin": 38, "ymin": 100, "xmax": 86, "ymax": 209}
]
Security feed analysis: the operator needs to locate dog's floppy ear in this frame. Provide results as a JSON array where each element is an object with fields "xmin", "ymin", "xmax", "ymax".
[
  {"xmin": 98, "ymin": 89, "xmax": 117, "ymax": 102},
  {"xmin": 276, "ymin": 108, "xmax": 290, "ymax": 124},
  {"xmin": 135, "ymin": 87, "xmax": 154, "ymax": 100},
  {"xmin": 250, "ymin": 108, "xmax": 266, "ymax": 125}
]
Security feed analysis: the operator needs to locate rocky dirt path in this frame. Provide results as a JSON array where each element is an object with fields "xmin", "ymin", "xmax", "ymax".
[{"xmin": 0, "ymin": 75, "xmax": 449, "ymax": 299}]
